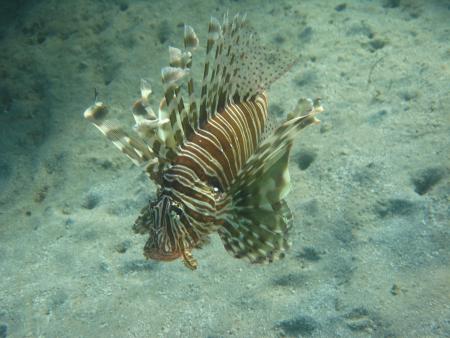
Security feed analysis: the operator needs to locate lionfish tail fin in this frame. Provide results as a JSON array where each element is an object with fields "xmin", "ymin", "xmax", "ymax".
[{"xmin": 217, "ymin": 98, "xmax": 323, "ymax": 263}]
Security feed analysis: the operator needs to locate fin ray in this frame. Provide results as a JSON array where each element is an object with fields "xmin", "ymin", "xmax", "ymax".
[{"xmin": 217, "ymin": 99, "xmax": 323, "ymax": 263}]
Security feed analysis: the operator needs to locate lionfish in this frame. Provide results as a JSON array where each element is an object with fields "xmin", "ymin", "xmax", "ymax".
[{"xmin": 83, "ymin": 14, "xmax": 323, "ymax": 270}]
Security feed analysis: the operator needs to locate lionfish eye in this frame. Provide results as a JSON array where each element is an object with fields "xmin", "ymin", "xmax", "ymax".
[{"xmin": 207, "ymin": 177, "xmax": 223, "ymax": 193}]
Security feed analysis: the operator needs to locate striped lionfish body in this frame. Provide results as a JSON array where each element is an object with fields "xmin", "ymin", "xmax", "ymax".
[{"xmin": 84, "ymin": 14, "xmax": 323, "ymax": 270}]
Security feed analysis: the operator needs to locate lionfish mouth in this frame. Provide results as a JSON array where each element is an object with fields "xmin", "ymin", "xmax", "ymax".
[{"xmin": 144, "ymin": 248, "xmax": 182, "ymax": 261}]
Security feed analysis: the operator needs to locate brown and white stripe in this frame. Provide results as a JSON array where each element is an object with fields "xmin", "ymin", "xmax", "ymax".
[{"xmin": 84, "ymin": 13, "xmax": 322, "ymax": 269}]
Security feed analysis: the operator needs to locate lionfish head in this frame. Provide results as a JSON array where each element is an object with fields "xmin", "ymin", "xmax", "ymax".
[{"xmin": 140, "ymin": 194, "xmax": 191, "ymax": 262}]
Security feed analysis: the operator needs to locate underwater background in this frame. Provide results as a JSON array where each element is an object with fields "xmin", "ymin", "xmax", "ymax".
[{"xmin": 0, "ymin": 0, "xmax": 449, "ymax": 337}]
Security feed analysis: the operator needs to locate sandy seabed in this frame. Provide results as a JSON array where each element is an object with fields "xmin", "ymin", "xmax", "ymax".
[{"xmin": 0, "ymin": 0, "xmax": 449, "ymax": 337}]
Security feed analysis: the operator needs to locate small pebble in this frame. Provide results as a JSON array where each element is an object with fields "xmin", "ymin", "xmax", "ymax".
[
  {"xmin": 320, "ymin": 121, "xmax": 332, "ymax": 133},
  {"xmin": 391, "ymin": 284, "xmax": 401, "ymax": 295},
  {"xmin": 115, "ymin": 240, "xmax": 132, "ymax": 253},
  {"xmin": 81, "ymin": 193, "xmax": 100, "ymax": 209},
  {"xmin": 0, "ymin": 324, "xmax": 7, "ymax": 338},
  {"xmin": 335, "ymin": 3, "xmax": 347, "ymax": 12}
]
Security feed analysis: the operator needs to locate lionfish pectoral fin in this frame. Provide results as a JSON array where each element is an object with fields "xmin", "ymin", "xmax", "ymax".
[
  {"xmin": 217, "ymin": 144, "xmax": 294, "ymax": 263},
  {"xmin": 287, "ymin": 97, "xmax": 323, "ymax": 122},
  {"xmin": 218, "ymin": 200, "xmax": 293, "ymax": 264},
  {"xmin": 217, "ymin": 99, "xmax": 323, "ymax": 263},
  {"xmin": 228, "ymin": 98, "xmax": 322, "ymax": 208}
]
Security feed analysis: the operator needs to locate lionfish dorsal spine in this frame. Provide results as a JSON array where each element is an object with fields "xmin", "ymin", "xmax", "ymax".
[
  {"xmin": 197, "ymin": 16, "xmax": 222, "ymax": 127},
  {"xmin": 183, "ymin": 25, "xmax": 199, "ymax": 129},
  {"xmin": 83, "ymin": 103, "xmax": 155, "ymax": 166}
]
